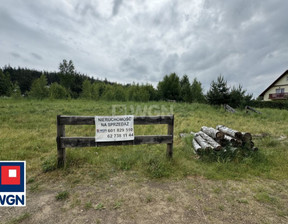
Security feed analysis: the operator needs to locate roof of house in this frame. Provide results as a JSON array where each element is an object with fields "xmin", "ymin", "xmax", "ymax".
[{"xmin": 259, "ymin": 70, "xmax": 288, "ymax": 97}]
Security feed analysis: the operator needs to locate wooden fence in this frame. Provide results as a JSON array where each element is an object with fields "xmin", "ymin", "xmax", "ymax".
[{"xmin": 56, "ymin": 115, "xmax": 174, "ymax": 167}]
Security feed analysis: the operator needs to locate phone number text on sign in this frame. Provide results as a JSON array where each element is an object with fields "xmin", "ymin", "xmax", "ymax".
[{"xmin": 95, "ymin": 115, "xmax": 134, "ymax": 142}]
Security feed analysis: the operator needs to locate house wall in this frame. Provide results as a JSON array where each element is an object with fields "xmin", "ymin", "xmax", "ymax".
[{"xmin": 263, "ymin": 74, "xmax": 288, "ymax": 101}]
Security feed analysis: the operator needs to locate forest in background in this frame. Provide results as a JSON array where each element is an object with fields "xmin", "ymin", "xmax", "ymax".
[{"xmin": 0, "ymin": 59, "xmax": 256, "ymax": 108}]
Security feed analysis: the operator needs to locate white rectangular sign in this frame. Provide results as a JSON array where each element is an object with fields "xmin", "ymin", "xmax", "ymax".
[{"xmin": 95, "ymin": 115, "xmax": 134, "ymax": 142}]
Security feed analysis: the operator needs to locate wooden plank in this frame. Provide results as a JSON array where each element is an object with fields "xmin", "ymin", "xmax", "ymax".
[
  {"xmin": 60, "ymin": 135, "xmax": 173, "ymax": 148},
  {"xmin": 135, "ymin": 115, "xmax": 174, "ymax": 125},
  {"xmin": 59, "ymin": 116, "xmax": 94, "ymax": 125},
  {"xmin": 58, "ymin": 115, "xmax": 173, "ymax": 125},
  {"xmin": 166, "ymin": 114, "xmax": 174, "ymax": 158},
  {"xmin": 57, "ymin": 115, "xmax": 66, "ymax": 168}
]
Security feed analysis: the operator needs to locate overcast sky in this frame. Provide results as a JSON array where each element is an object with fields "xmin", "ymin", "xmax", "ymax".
[{"xmin": 1, "ymin": 0, "xmax": 288, "ymax": 96}]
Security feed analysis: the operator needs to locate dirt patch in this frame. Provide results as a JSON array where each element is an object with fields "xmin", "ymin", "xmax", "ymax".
[{"xmin": 1, "ymin": 175, "xmax": 288, "ymax": 224}]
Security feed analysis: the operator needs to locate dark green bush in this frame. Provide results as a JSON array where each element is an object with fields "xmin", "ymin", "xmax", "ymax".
[{"xmin": 249, "ymin": 100, "xmax": 288, "ymax": 110}]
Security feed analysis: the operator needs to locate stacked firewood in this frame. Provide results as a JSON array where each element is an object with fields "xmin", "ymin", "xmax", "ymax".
[{"xmin": 192, "ymin": 125, "xmax": 258, "ymax": 154}]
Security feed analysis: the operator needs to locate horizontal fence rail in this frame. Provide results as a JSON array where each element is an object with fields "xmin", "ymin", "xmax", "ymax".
[
  {"xmin": 56, "ymin": 115, "xmax": 174, "ymax": 167},
  {"xmin": 58, "ymin": 115, "xmax": 174, "ymax": 125}
]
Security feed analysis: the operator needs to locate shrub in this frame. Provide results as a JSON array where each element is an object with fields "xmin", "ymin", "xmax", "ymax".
[
  {"xmin": 29, "ymin": 74, "xmax": 49, "ymax": 99},
  {"xmin": 249, "ymin": 100, "xmax": 288, "ymax": 110},
  {"xmin": 49, "ymin": 83, "xmax": 69, "ymax": 99}
]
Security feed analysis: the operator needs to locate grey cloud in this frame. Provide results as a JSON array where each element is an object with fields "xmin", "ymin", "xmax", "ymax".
[
  {"xmin": 112, "ymin": 0, "xmax": 123, "ymax": 16},
  {"xmin": 204, "ymin": 0, "xmax": 259, "ymax": 28},
  {"xmin": 10, "ymin": 52, "xmax": 21, "ymax": 58},
  {"xmin": 162, "ymin": 53, "xmax": 179, "ymax": 74},
  {"xmin": 121, "ymin": 57, "xmax": 148, "ymax": 76},
  {"xmin": 133, "ymin": 0, "xmax": 181, "ymax": 34},
  {"xmin": 153, "ymin": 1, "xmax": 179, "ymax": 29},
  {"xmin": 75, "ymin": 1, "xmax": 100, "ymax": 19},
  {"xmin": 30, "ymin": 53, "xmax": 43, "ymax": 60},
  {"xmin": 0, "ymin": 9, "xmax": 69, "ymax": 51}
]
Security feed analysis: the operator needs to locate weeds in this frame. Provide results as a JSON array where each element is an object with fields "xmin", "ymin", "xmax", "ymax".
[
  {"xmin": 145, "ymin": 155, "xmax": 172, "ymax": 178},
  {"xmin": 56, "ymin": 191, "xmax": 69, "ymax": 201},
  {"xmin": 84, "ymin": 201, "xmax": 93, "ymax": 210},
  {"xmin": 144, "ymin": 194, "xmax": 153, "ymax": 203},
  {"xmin": 237, "ymin": 198, "xmax": 249, "ymax": 204},
  {"xmin": 27, "ymin": 177, "xmax": 35, "ymax": 184},
  {"xmin": 254, "ymin": 192, "xmax": 278, "ymax": 205},
  {"xmin": 29, "ymin": 183, "xmax": 40, "ymax": 193},
  {"xmin": 42, "ymin": 156, "xmax": 57, "ymax": 173},
  {"xmin": 113, "ymin": 201, "xmax": 122, "ymax": 209},
  {"xmin": 167, "ymin": 195, "xmax": 175, "ymax": 202},
  {"xmin": 198, "ymin": 145, "xmax": 260, "ymax": 164},
  {"xmin": 94, "ymin": 203, "xmax": 105, "ymax": 210},
  {"xmin": 8, "ymin": 212, "xmax": 31, "ymax": 224}
]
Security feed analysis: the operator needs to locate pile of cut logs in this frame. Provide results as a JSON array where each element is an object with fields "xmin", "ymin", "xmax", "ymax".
[{"xmin": 192, "ymin": 125, "xmax": 258, "ymax": 154}]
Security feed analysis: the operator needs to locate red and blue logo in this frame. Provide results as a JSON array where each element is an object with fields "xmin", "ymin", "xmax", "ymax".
[{"xmin": 0, "ymin": 161, "xmax": 26, "ymax": 206}]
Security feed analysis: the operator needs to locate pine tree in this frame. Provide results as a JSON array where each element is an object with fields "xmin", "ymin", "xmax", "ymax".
[
  {"xmin": 206, "ymin": 75, "xmax": 230, "ymax": 105},
  {"xmin": 229, "ymin": 85, "xmax": 252, "ymax": 108},
  {"xmin": 190, "ymin": 78, "xmax": 205, "ymax": 103},
  {"xmin": 180, "ymin": 75, "xmax": 192, "ymax": 102}
]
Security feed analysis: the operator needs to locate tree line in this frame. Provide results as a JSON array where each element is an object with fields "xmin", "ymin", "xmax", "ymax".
[{"xmin": 0, "ymin": 59, "xmax": 252, "ymax": 107}]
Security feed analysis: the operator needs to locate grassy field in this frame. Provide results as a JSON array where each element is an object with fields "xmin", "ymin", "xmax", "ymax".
[{"xmin": 1, "ymin": 98, "xmax": 288, "ymax": 223}]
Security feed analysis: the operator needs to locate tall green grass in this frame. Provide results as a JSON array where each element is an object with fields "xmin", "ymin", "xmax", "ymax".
[{"xmin": 0, "ymin": 98, "xmax": 288, "ymax": 182}]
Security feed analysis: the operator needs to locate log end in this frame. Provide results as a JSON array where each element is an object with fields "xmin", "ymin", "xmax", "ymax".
[
  {"xmin": 235, "ymin": 132, "xmax": 243, "ymax": 140},
  {"xmin": 216, "ymin": 131, "xmax": 225, "ymax": 140},
  {"xmin": 214, "ymin": 145, "xmax": 222, "ymax": 151},
  {"xmin": 242, "ymin": 132, "xmax": 252, "ymax": 142}
]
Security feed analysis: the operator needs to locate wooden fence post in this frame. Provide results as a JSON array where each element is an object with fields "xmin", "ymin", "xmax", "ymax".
[
  {"xmin": 166, "ymin": 115, "xmax": 174, "ymax": 158},
  {"xmin": 56, "ymin": 115, "xmax": 174, "ymax": 166},
  {"xmin": 56, "ymin": 115, "xmax": 65, "ymax": 167}
]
